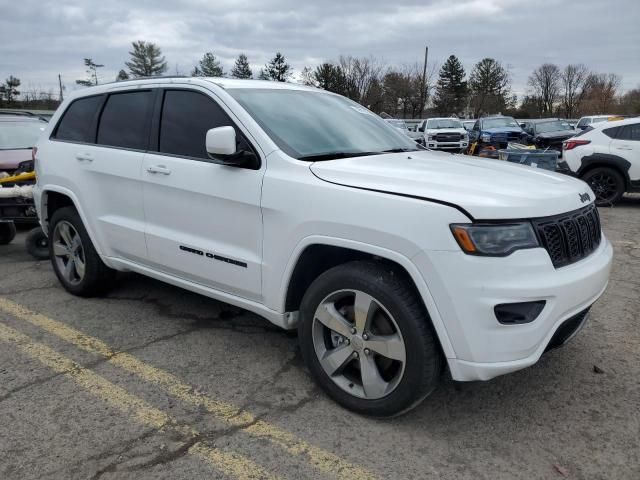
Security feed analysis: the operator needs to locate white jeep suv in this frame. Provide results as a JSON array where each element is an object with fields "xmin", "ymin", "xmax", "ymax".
[
  {"xmin": 34, "ymin": 78, "xmax": 613, "ymax": 416},
  {"xmin": 563, "ymin": 117, "xmax": 640, "ymax": 205}
]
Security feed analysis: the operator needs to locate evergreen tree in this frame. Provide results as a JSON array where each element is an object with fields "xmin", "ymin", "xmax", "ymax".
[
  {"xmin": 192, "ymin": 52, "xmax": 224, "ymax": 77},
  {"xmin": 264, "ymin": 52, "xmax": 291, "ymax": 82},
  {"xmin": 116, "ymin": 69, "xmax": 130, "ymax": 81},
  {"xmin": 75, "ymin": 58, "xmax": 104, "ymax": 87},
  {"xmin": 433, "ymin": 55, "xmax": 468, "ymax": 116},
  {"xmin": 468, "ymin": 58, "xmax": 512, "ymax": 117},
  {"xmin": 231, "ymin": 53, "xmax": 253, "ymax": 79},
  {"xmin": 257, "ymin": 68, "xmax": 270, "ymax": 80},
  {"xmin": 313, "ymin": 63, "xmax": 347, "ymax": 95},
  {"xmin": 125, "ymin": 41, "xmax": 168, "ymax": 77},
  {"xmin": 1, "ymin": 76, "xmax": 21, "ymax": 104}
]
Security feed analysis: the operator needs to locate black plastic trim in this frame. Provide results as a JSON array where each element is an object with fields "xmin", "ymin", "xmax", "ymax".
[
  {"xmin": 577, "ymin": 153, "xmax": 632, "ymax": 187},
  {"xmin": 495, "ymin": 301, "xmax": 546, "ymax": 325}
]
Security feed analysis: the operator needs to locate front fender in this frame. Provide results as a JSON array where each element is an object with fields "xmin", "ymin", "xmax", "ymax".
[{"xmin": 276, "ymin": 235, "xmax": 457, "ymax": 359}]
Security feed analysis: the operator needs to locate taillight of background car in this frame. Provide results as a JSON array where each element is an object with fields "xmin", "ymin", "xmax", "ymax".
[{"xmin": 563, "ymin": 139, "xmax": 591, "ymax": 151}]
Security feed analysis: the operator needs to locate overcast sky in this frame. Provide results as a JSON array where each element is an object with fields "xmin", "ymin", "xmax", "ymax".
[{"xmin": 1, "ymin": 0, "xmax": 639, "ymax": 99}]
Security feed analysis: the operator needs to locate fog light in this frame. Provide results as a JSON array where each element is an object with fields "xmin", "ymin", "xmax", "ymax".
[{"xmin": 494, "ymin": 301, "xmax": 545, "ymax": 325}]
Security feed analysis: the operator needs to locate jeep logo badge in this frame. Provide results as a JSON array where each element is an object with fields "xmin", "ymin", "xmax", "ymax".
[{"xmin": 579, "ymin": 192, "xmax": 590, "ymax": 203}]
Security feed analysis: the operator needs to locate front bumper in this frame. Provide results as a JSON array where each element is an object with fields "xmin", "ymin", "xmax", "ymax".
[
  {"xmin": 427, "ymin": 141, "xmax": 468, "ymax": 151},
  {"xmin": 413, "ymin": 234, "xmax": 613, "ymax": 381}
]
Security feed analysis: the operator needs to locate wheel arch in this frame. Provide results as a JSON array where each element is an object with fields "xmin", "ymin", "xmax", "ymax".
[
  {"xmin": 577, "ymin": 153, "xmax": 632, "ymax": 189},
  {"xmin": 39, "ymin": 186, "xmax": 104, "ymax": 256},
  {"xmin": 280, "ymin": 237, "xmax": 456, "ymax": 358}
]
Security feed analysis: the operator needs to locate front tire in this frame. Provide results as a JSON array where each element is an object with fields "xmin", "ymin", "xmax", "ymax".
[
  {"xmin": 49, "ymin": 206, "xmax": 116, "ymax": 296},
  {"xmin": 298, "ymin": 261, "xmax": 443, "ymax": 417},
  {"xmin": 582, "ymin": 167, "xmax": 625, "ymax": 206}
]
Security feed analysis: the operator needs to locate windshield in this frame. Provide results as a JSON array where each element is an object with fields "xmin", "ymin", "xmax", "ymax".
[
  {"xmin": 535, "ymin": 120, "xmax": 572, "ymax": 133},
  {"xmin": 482, "ymin": 117, "xmax": 520, "ymax": 129},
  {"xmin": 427, "ymin": 118, "xmax": 462, "ymax": 129},
  {"xmin": 0, "ymin": 121, "xmax": 45, "ymax": 150},
  {"xmin": 227, "ymin": 88, "xmax": 419, "ymax": 159}
]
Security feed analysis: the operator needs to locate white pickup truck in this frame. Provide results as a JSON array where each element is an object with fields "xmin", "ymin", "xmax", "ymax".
[{"xmin": 416, "ymin": 117, "xmax": 469, "ymax": 152}]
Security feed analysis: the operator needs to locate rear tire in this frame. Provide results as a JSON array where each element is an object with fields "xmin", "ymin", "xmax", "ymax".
[
  {"xmin": 25, "ymin": 227, "xmax": 50, "ymax": 260},
  {"xmin": 0, "ymin": 222, "xmax": 17, "ymax": 245},
  {"xmin": 582, "ymin": 167, "xmax": 625, "ymax": 206},
  {"xmin": 298, "ymin": 261, "xmax": 443, "ymax": 417},
  {"xmin": 49, "ymin": 206, "xmax": 116, "ymax": 296}
]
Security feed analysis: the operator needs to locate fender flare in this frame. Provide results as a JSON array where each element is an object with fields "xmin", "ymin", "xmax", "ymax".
[
  {"xmin": 39, "ymin": 185, "xmax": 104, "ymax": 256},
  {"xmin": 578, "ymin": 153, "xmax": 632, "ymax": 187},
  {"xmin": 278, "ymin": 235, "xmax": 457, "ymax": 359}
]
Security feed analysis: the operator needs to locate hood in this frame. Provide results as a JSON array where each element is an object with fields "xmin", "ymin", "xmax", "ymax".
[
  {"xmin": 310, "ymin": 150, "xmax": 592, "ymax": 220},
  {"xmin": 536, "ymin": 130, "xmax": 576, "ymax": 140},
  {"xmin": 483, "ymin": 127, "xmax": 523, "ymax": 135},
  {"xmin": 425, "ymin": 127, "xmax": 467, "ymax": 135},
  {"xmin": 0, "ymin": 149, "xmax": 32, "ymax": 171}
]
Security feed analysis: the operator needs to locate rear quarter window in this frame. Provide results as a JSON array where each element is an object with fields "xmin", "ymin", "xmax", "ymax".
[
  {"xmin": 53, "ymin": 95, "xmax": 103, "ymax": 143},
  {"xmin": 602, "ymin": 126, "xmax": 620, "ymax": 139}
]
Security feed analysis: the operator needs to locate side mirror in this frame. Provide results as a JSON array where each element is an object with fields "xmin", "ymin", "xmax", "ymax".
[
  {"xmin": 418, "ymin": 126, "xmax": 425, "ymax": 132},
  {"xmin": 205, "ymin": 126, "xmax": 259, "ymax": 169},
  {"xmin": 206, "ymin": 126, "xmax": 236, "ymax": 156}
]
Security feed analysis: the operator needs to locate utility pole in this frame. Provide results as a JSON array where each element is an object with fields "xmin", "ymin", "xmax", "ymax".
[
  {"xmin": 421, "ymin": 46, "xmax": 429, "ymax": 117},
  {"xmin": 58, "ymin": 74, "xmax": 64, "ymax": 101}
]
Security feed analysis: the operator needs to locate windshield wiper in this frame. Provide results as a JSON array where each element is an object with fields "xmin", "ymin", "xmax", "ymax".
[
  {"xmin": 298, "ymin": 151, "xmax": 382, "ymax": 161},
  {"xmin": 380, "ymin": 147, "xmax": 420, "ymax": 153}
]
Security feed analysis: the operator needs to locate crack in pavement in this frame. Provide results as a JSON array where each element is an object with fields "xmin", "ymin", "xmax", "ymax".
[{"xmin": 0, "ymin": 370, "xmax": 67, "ymax": 404}]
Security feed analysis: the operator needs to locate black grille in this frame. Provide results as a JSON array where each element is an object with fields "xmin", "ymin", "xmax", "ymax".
[
  {"xmin": 435, "ymin": 133, "xmax": 461, "ymax": 142},
  {"xmin": 491, "ymin": 132, "xmax": 522, "ymax": 147},
  {"xmin": 533, "ymin": 204, "xmax": 601, "ymax": 268}
]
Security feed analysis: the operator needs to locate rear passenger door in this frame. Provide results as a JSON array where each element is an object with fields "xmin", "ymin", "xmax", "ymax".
[
  {"xmin": 50, "ymin": 90, "xmax": 152, "ymax": 262},
  {"xmin": 610, "ymin": 123, "xmax": 640, "ymax": 181},
  {"xmin": 141, "ymin": 87, "xmax": 264, "ymax": 301}
]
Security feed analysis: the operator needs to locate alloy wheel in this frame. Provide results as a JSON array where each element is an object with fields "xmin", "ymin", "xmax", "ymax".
[
  {"xmin": 311, "ymin": 289, "xmax": 406, "ymax": 400},
  {"xmin": 588, "ymin": 172, "xmax": 618, "ymax": 204},
  {"xmin": 52, "ymin": 221, "xmax": 86, "ymax": 285}
]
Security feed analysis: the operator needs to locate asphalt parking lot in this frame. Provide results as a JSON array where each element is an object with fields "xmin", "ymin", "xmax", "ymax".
[{"xmin": 1, "ymin": 197, "xmax": 639, "ymax": 480}]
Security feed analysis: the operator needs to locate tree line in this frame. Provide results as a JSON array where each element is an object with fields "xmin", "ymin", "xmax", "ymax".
[{"xmin": 1, "ymin": 40, "xmax": 638, "ymax": 118}]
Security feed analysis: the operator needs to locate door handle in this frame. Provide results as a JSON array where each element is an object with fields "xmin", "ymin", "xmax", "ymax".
[
  {"xmin": 615, "ymin": 146, "xmax": 633, "ymax": 150},
  {"xmin": 146, "ymin": 165, "xmax": 172, "ymax": 175},
  {"xmin": 75, "ymin": 153, "xmax": 93, "ymax": 162}
]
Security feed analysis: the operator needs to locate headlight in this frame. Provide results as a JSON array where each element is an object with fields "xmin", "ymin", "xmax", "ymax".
[
  {"xmin": 480, "ymin": 133, "xmax": 491, "ymax": 143},
  {"xmin": 427, "ymin": 135, "xmax": 435, "ymax": 141},
  {"xmin": 450, "ymin": 222, "xmax": 539, "ymax": 256}
]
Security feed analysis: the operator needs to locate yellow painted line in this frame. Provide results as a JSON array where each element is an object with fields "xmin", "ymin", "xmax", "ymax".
[
  {"xmin": 0, "ymin": 298, "xmax": 376, "ymax": 480},
  {"xmin": 0, "ymin": 321, "xmax": 279, "ymax": 480}
]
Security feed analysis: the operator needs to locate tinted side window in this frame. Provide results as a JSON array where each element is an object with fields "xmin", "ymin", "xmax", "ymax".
[
  {"xmin": 159, "ymin": 90, "xmax": 238, "ymax": 159},
  {"xmin": 576, "ymin": 119, "xmax": 588, "ymax": 128},
  {"xmin": 603, "ymin": 126, "xmax": 620, "ymax": 139},
  {"xmin": 97, "ymin": 91, "xmax": 153, "ymax": 150},
  {"xmin": 617, "ymin": 124, "xmax": 640, "ymax": 141},
  {"xmin": 54, "ymin": 95, "xmax": 103, "ymax": 143}
]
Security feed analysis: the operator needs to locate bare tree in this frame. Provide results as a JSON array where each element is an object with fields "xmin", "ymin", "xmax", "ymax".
[
  {"xmin": 528, "ymin": 63, "xmax": 561, "ymax": 116},
  {"xmin": 560, "ymin": 64, "xmax": 589, "ymax": 118},
  {"xmin": 581, "ymin": 73, "xmax": 621, "ymax": 114},
  {"xmin": 338, "ymin": 55, "xmax": 386, "ymax": 105}
]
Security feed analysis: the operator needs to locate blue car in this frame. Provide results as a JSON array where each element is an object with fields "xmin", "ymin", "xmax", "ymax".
[{"xmin": 468, "ymin": 116, "xmax": 526, "ymax": 157}]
